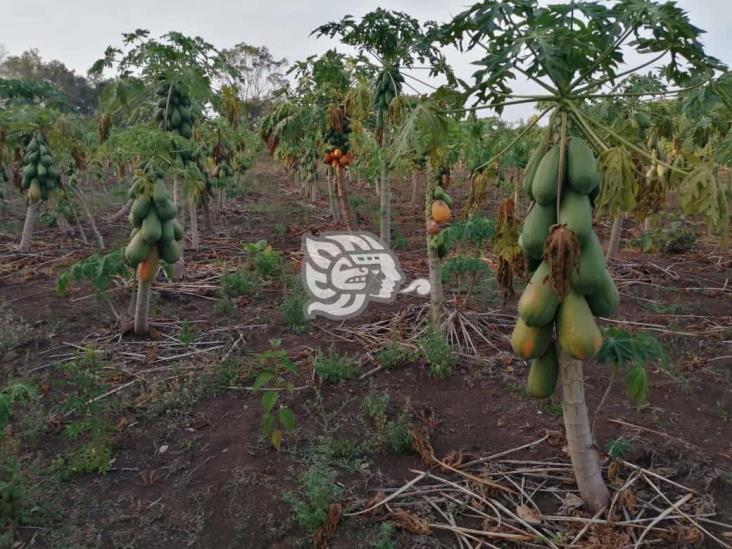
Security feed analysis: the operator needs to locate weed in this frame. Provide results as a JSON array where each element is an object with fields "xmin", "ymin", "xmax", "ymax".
[
  {"xmin": 0, "ymin": 383, "xmax": 36, "ymax": 432},
  {"xmin": 179, "ymin": 320, "xmax": 197, "ymax": 345},
  {"xmin": 387, "ymin": 400, "xmax": 413, "ymax": 454},
  {"xmin": 51, "ymin": 439, "xmax": 113, "ymax": 480},
  {"xmin": 392, "ymin": 229, "xmax": 407, "ymax": 250},
  {"xmin": 376, "ymin": 339, "xmax": 416, "ymax": 370},
  {"xmin": 314, "ymin": 345, "xmax": 356, "ymax": 383},
  {"xmin": 715, "ymin": 401, "xmax": 731, "ymax": 423},
  {"xmin": 372, "ymin": 522, "xmax": 396, "ymax": 549},
  {"xmin": 418, "ymin": 328, "xmax": 454, "ymax": 379},
  {"xmin": 220, "ymin": 268, "xmax": 260, "ymax": 299},
  {"xmin": 215, "ymin": 293, "xmax": 235, "ymax": 316},
  {"xmin": 242, "ymin": 239, "xmax": 283, "ymax": 281},
  {"xmin": 283, "ymin": 464, "xmax": 343, "ymax": 533},
  {"xmin": 540, "ymin": 398, "xmax": 563, "ymax": 417},
  {"xmin": 0, "ymin": 451, "xmax": 24, "ymax": 544},
  {"xmin": 605, "ymin": 437, "xmax": 631, "ymax": 458},
  {"xmin": 630, "ymin": 220, "xmax": 695, "ymax": 254},
  {"xmin": 252, "ymin": 339, "xmax": 298, "ymax": 449},
  {"xmin": 280, "ymin": 293, "xmax": 310, "ymax": 333},
  {"xmin": 0, "ymin": 300, "xmax": 33, "ymax": 355},
  {"xmin": 362, "ymin": 388, "xmax": 390, "ymax": 444}
]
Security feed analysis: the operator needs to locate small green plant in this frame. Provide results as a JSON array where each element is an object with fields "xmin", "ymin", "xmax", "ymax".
[
  {"xmin": 387, "ymin": 399, "xmax": 413, "ymax": 454},
  {"xmin": 314, "ymin": 345, "xmax": 356, "ymax": 383},
  {"xmin": 0, "ymin": 451, "xmax": 25, "ymax": 545},
  {"xmin": 540, "ymin": 398, "xmax": 563, "ymax": 417},
  {"xmin": 0, "ymin": 383, "xmax": 36, "ymax": 432},
  {"xmin": 242, "ymin": 239, "xmax": 284, "ymax": 281},
  {"xmin": 252, "ymin": 339, "xmax": 298, "ymax": 449},
  {"xmin": 51, "ymin": 439, "xmax": 113, "ymax": 480},
  {"xmin": 56, "ymin": 249, "xmax": 131, "ymax": 295},
  {"xmin": 418, "ymin": 327, "xmax": 454, "ymax": 379},
  {"xmin": 715, "ymin": 401, "xmax": 731, "ymax": 423},
  {"xmin": 392, "ymin": 227, "xmax": 408, "ymax": 250},
  {"xmin": 179, "ymin": 320, "xmax": 197, "ymax": 345},
  {"xmin": 605, "ymin": 437, "xmax": 631, "ymax": 458},
  {"xmin": 372, "ymin": 522, "xmax": 396, "ymax": 549},
  {"xmin": 215, "ymin": 293, "xmax": 235, "ymax": 316},
  {"xmin": 630, "ymin": 220, "xmax": 695, "ymax": 254},
  {"xmin": 376, "ymin": 339, "xmax": 416, "ymax": 370},
  {"xmin": 220, "ymin": 268, "xmax": 260, "ymax": 299},
  {"xmin": 280, "ymin": 292, "xmax": 310, "ymax": 333},
  {"xmin": 283, "ymin": 464, "xmax": 343, "ymax": 533},
  {"xmin": 362, "ymin": 388, "xmax": 390, "ymax": 443}
]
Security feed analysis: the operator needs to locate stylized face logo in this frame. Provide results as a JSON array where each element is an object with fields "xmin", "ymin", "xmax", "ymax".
[{"xmin": 301, "ymin": 231, "xmax": 423, "ymax": 320}]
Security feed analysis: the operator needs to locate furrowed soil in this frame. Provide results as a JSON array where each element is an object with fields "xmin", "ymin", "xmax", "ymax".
[{"xmin": 1, "ymin": 158, "xmax": 730, "ymax": 548}]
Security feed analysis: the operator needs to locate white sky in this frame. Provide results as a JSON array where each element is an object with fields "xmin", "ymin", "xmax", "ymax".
[{"xmin": 1, "ymin": 0, "xmax": 730, "ymax": 121}]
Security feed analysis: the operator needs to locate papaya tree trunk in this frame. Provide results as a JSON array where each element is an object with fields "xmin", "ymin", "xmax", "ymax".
[
  {"xmin": 201, "ymin": 194, "xmax": 213, "ymax": 233},
  {"xmin": 410, "ymin": 171, "xmax": 418, "ymax": 206},
  {"xmin": 335, "ymin": 166, "xmax": 352, "ymax": 230},
  {"xmin": 173, "ymin": 176, "xmax": 181, "ymax": 208},
  {"xmin": 110, "ymin": 199, "xmax": 132, "ymax": 223},
  {"xmin": 133, "ymin": 278, "xmax": 151, "ymax": 336},
  {"xmin": 380, "ymin": 130, "xmax": 391, "ymax": 246},
  {"xmin": 425, "ymin": 172, "xmax": 444, "ymax": 326},
  {"xmin": 559, "ymin": 349, "xmax": 610, "ymax": 512},
  {"xmin": 327, "ymin": 171, "xmax": 340, "ymax": 223},
  {"xmin": 189, "ymin": 197, "xmax": 199, "ymax": 250},
  {"xmin": 310, "ymin": 179, "xmax": 318, "ymax": 202},
  {"xmin": 606, "ymin": 216, "xmax": 623, "ymax": 258},
  {"xmin": 19, "ymin": 202, "xmax": 39, "ymax": 252}
]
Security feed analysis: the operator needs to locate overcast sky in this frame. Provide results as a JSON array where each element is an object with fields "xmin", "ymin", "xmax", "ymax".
[{"xmin": 1, "ymin": 0, "xmax": 730, "ymax": 121}]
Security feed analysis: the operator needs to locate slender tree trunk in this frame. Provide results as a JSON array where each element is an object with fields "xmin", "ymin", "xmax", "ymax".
[
  {"xmin": 19, "ymin": 202, "xmax": 39, "ymax": 252},
  {"xmin": 173, "ymin": 177, "xmax": 180, "ymax": 209},
  {"xmin": 172, "ymin": 175, "xmax": 186, "ymax": 280},
  {"xmin": 327, "ymin": 171, "xmax": 340, "ymax": 223},
  {"xmin": 189, "ymin": 197, "xmax": 199, "ymax": 250},
  {"xmin": 110, "ymin": 199, "xmax": 132, "ymax": 223},
  {"xmin": 310, "ymin": 179, "xmax": 318, "ymax": 202},
  {"xmin": 202, "ymin": 195, "xmax": 213, "ymax": 232},
  {"xmin": 410, "ymin": 172, "xmax": 418, "ymax": 206},
  {"xmin": 133, "ymin": 278, "xmax": 151, "ymax": 336},
  {"xmin": 425, "ymin": 172, "xmax": 444, "ymax": 326},
  {"xmin": 559, "ymin": 349, "xmax": 610, "ymax": 512},
  {"xmin": 380, "ymin": 130, "xmax": 391, "ymax": 246},
  {"xmin": 643, "ymin": 216, "xmax": 652, "ymax": 232},
  {"xmin": 70, "ymin": 185, "xmax": 104, "ymax": 249},
  {"xmin": 335, "ymin": 166, "xmax": 352, "ymax": 230},
  {"xmin": 606, "ymin": 216, "xmax": 623, "ymax": 259}
]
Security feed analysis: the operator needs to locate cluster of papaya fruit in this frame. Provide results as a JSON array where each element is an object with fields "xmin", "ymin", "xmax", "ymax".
[
  {"xmin": 323, "ymin": 115, "xmax": 352, "ymax": 168},
  {"xmin": 512, "ymin": 135, "xmax": 619, "ymax": 398},
  {"xmin": 20, "ymin": 132, "xmax": 60, "ymax": 203},
  {"xmin": 427, "ymin": 185, "xmax": 453, "ymax": 258},
  {"xmin": 372, "ymin": 67, "xmax": 404, "ymax": 112},
  {"xmin": 323, "ymin": 148, "xmax": 354, "ymax": 168},
  {"xmin": 125, "ymin": 168, "xmax": 184, "ymax": 282},
  {"xmin": 154, "ymin": 81, "xmax": 195, "ymax": 164}
]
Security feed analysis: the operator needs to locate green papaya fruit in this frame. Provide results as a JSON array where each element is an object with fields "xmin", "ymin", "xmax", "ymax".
[
  {"xmin": 566, "ymin": 137, "xmax": 599, "ymax": 194},
  {"xmin": 46, "ymin": 165, "xmax": 58, "ymax": 180},
  {"xmin": 124, "ymin": 230, "xmax": 151, "ymax": 265},
  {"xmin": 159, "ymin": 239, "xmax": 181, "ymax": 264},
  {"xmin": 532, "ymin": 144, "xmax": 562, "ymax": 205},
  {"xmin": 526, "ymin": 344, "xmax": 559, "ymax": 398},
  {"xmin": 180, "ymin": 108, "xmax": 192, "ymax": 124},
  {"xmin": 155, "ymin": 198, "xmax": 178, "ymax": 221},
  {"xmin": 172, "ymin": 219, "xmax": 184, "ymax": 241},
  {"xmin": 28, "ymin": 180, "xmax": 42, "ymax": 203},
  {"xmin": 511, "ymin": 318, "xmax": 553, "ymax": 360},
  {"xmin": 570, "ymin": 232, "xmax": 606, "ymax": 295},
  {"xmin": 131, "ymin": 196, "xmax": 151, "ymax": 224},
  {"xmin": 140, "ymin": 210, "xmax": 162, "ymax": 244},
  {"xmin": 160, "ymin": 219, "xmax": 175, "ymax": 243},
  {"xmin": 36, "ymin": 164, "xmax": 47, "ymax": 178},
  {"xmin": 179, "ymin": 123, "xmax": 193, "ymax": 139},
  {"xmin": 433, "ymin": 186, "xmax": 453, "ymax": 207},
  {"xmin": 41, "ymin": 154, "xmax": 53, "ymax": 167},
  {"xmin": 518, "ymin": 261, "xmax": 560, "ymax": 327},
  {"xmin": 128, "ymin": 209, "xmax": 143, "ymax": 228},
  {"xmin": 521, "ymin": 202, "xmax": 556, "ymax": 260},
  {"xmin": 559, "ymin": 189, "xmax": 593, "ymax": 243},
  {"xmin": 586, "ymin": 270, "xmax": 619, "ymax": 317},
  {"xmin": 522, "ymin": 146, "xmax": 543, "ymax": 199},
  {"xmin": 22, "ymin": 164, "xmax": 36, "ymax": 180},
  {"xmin": 170, "ymin": 107, "xmax": 182, "ymax": 128},
  {"xmin": 152, "ymin": 179, "xmax": 168, "ymax": 205},
  {"xmin": 557, "ymin": 290, "xmax": 603, "ymax": 360}
]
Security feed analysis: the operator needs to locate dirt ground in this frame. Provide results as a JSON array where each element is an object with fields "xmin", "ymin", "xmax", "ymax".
[{"xmin": 1, "ymin": 159, "xmax": 730, "ymax": 548}]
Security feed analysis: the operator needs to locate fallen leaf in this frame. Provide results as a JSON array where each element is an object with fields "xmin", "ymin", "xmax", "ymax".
[{"xmin": 516, "ymin": 504, "xmax": 542, "ymax": 525}]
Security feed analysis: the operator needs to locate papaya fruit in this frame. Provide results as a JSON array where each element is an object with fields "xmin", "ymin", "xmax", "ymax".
[
  {"xmin": 152, "ymin": 179, "xmax": 167, "ymax": 205},
  {"xmin": 566, "ymin": 137, "xmax": 599, "ymax": 194},
  {"xmin": 172, "ymin": 220, "xmax": 184, "ymax": 241},
  {"xmin": 28, "ymin": 180, "xmax": 42, "ymax": 203},
  {"xmin": 22, "ymin": 164, "xmax": 36, "ymax": 180},
  {"xmin": 159, "ymin": 239, "xmax": 181, "ymax": 264},
  {"xmin": 557, "ymin": 290, "xmax": 603, "ymax": 360},
  {"xmin": 431, "ymin": 200, "xmax": 451, "ymax": 224},
  {"xmin": 520, "ymin": 202, "xmax": 556, "ymax": 260},
  {"xmin": 131, "ymin": 197, "xmax": 151, "ymax": 224},
  {"xmin": 433, "ymin": 186, "xmax": 453, "ymax": 208},
  {"xmin": 559, "ymin": 190, "xmax": 593, "ymax": 243},
  {"xmin": 170, "ymin": 107, "xmax": 182, "ymax": 128},
  {"xmin": 124, "ymin": 230, "xmax": 151, "ymax": 265},
  {"xmin": 41, "ymin": 154, "xmax": 53, "ymax": 167},
  {"xmin": 46, "ymin": 165, "xmax": 58, "ymax": 180},
  {"xmin": 160, "ymin": 219, "xmax": 175, "ymax": 243},
  {"xmin": 27, "ymin": 150, "xmax": 40, "ymax": 164},
  {"xmin": 36, "ymin": 164, "xmax": 47, "ymax": 178},
  {"xmin": 140, "ymin": 210, "xmax": 162, "ymax": 244},
  {"xmin": 155, "ymin": 198, "xmax": 178, "ymax": 221},
  {"xmin": 586, "ymin": 270, "xmax": 619, "ymax": 317},
  {"xmin": 526, "ymin": 344, "xmax": 559, "ymax": 398},
  {"xmin": 532, "ymin": 144, "xmax": 562, "ymax": 205},
  {"xmin": 522, "ymin": 146, "xmax": 543, "ymax": 199},
  {"xmin": 518, "ymin": 261, "xmax": 560, "ymax": 327},
  {"xmin": 570, "ymin": 232, "xmax": 606, "ymax": 295},
  {"xmin": 511, "ymin": 318, "xmax": 553, "ymax": 360},
  {"xmin": 179, "ymin": 123, "xmax": 193, "ymax": 139},
  {"xmin": 137, "ymin": 245, "xmax": 160, "ymax": 283}
]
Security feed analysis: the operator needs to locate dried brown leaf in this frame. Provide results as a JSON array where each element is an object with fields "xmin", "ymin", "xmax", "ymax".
[
  {"xmin": 516, "ymin": 504, "xmax": 542, "ymax": 525},
  {"xmin": 391, "ymin": 508, "xmax": 432, "ymax": 535}
]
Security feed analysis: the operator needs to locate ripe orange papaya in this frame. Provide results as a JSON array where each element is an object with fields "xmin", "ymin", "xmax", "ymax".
[
  {"xmin": 526, "ymin": 343, "xmax": 559, "ymax": 398},
  {"xmin": 431, "ymin": 200, "xmax": 451, "ymax": 224},
  {"xmin": 557, "ymin": 289, "xmax": 603, "ymax": 360},
  {"xmin": 137, "ymin": 245, "xmax": 160, "ymax": 283},
  {"xmin": 511, "ymin": 318, "xmax": 553, "ymax": 359},
  {"xmin": 518, "ymin": 261, "xmax": 559, "ymax": 327}
]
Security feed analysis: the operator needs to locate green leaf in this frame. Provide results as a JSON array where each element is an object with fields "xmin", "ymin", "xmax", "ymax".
[
  {"xmin": 279, "ymin": 407, "xmax": 296, "ymax": 432},
  {"xmin": 261, "ymin": 390, "xmax": 278, "ymax": 412},
  {"xmin": 252, "ymin": 371, "xmax": 274, "ymax": 391},
  {"xmin": 626, "ymin": 363, "xmax": 649, "ymax": 408}
]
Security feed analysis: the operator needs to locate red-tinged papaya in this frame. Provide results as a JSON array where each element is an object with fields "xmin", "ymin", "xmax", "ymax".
[
  {"xmin": 511, "ymin": 318, "xmax": 553, "ymax": 359},
  {"xmin": 586, "ymin": 270, "xmax": 619, "ymax": 317},
  {"xmin": 559, "ymin": 189, "xmax": 593, "ymax": 243},
  {"xmin": 518, "ymin": 261, "xmax": 560, "ymax": 327},
  {"xmin": 522, "ymin": 146, "xmax": 543, "ymax": 199},
  {"xmin": 520, "ymin": 202, "xmax": 556, "ymax": 260},
  {"xmin": 567, "ymin": 137, "xmax": 599, "ymax": 194},
  {"xmin": 570, "ymin": 232, "xmax": 606, "ymax": 295},
  {"xmin": 532, "ymin": 144, "xmax": 562, "ymax": 205},
  {"xmin": 137, "ymin": 245, "xmax": 160, "ymax": 283},
  {"xmin": 557, "ymin": 290, "xmax": 603, "ymax": 360},
  {"xmin": 526, "ymin": 343, "xmax": 559, "ymax": 398}
]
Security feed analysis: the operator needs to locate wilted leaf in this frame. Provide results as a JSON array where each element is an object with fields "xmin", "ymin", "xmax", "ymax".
[{"xmin": 516, "ymin": 504, "xmax": 542, "ymax": 525}]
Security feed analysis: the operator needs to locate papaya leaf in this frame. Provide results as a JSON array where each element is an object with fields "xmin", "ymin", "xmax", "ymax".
[
  {"xmin": 279, "ymin": 407, "xmax": 296, "ymax": 433},
  {"xmin": 626, "ymin": 363, "xmax": 649, "ymax": 408}
]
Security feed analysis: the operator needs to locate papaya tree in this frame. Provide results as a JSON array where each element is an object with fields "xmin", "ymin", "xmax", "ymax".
[
  {"xmin": 434, "ymin": 0, "xmax": 725, "ymax": 511},
  {"xmin": 314, "ymin": 10, "xmax": 450, "ymax": 246}
]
